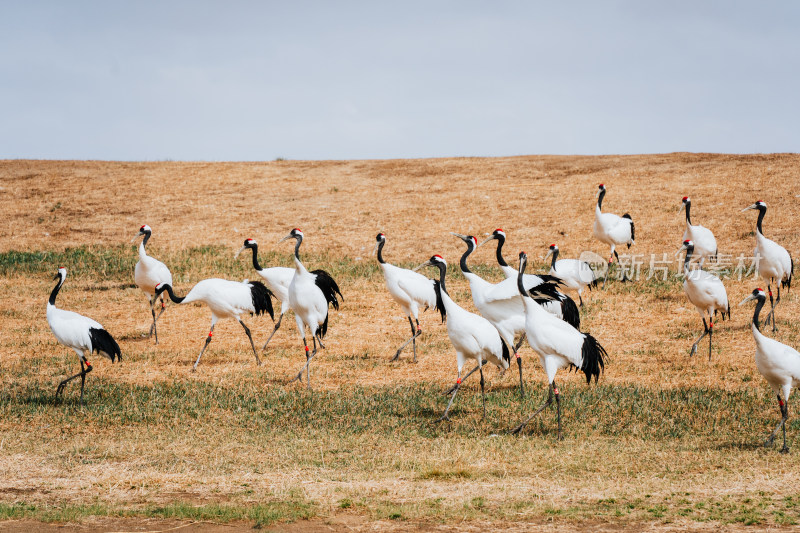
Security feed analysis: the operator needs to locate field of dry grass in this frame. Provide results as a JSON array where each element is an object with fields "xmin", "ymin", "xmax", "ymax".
[{"xmin": 1, "ymin": 154, "xmax": 800, "ymax": 531}]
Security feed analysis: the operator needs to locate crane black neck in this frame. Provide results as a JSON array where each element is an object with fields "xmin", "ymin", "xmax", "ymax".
[
  {"xmin": 495, "ymin": 235, "xmax": 508, "ymax": 267},
  {"xmin": 550, "ymin": 248, "xmax": 559, "ymax": 269},
  {"xmin": 376, "ymin": 239, "xmax": 385, "ymax": 264},
  {"xmin": 756, "ymin": 207, "xmax": 766, "ymax": 235},
  {"xmin": 433, "ymin": 262, "xmax": 447, "ymax": 294},
  {"xmin": 293, "ymin": 236, "xmax": 303, "ymax": 262},
  {"xmin": 684, "ymin": 202, "xmax": 692, "ymax": 226},
  {"xmin": 459, "ymin": 241, "xmax": 474, "ymax": 274},
  {"xmin": 597, "ymin": 189, "xmax": 606, "ymax": 210},
  {"xmin": 49, "ymin": 277, "xmax": 64, "ymax": 306},
  {"xmin": 517, "ymin": 260, "xmax": 529, "ymax": 298},
  {"xmin": 248, "ymin": 244, "xmax": 263, "ymax": 271},
  {"xmin": 752, "ymin": 296, "xmax": 766, "ymax": 331},
  {"xmin": 142, "ymin": 231, "xmax": 151, "ymax": 247},
  {"xmin": 683, "ymin": 245, "xmax": 694, "ymax": 269},
  {"xmin": 158, "ymin": 284, "xmax": 185, "ymax": 304}
]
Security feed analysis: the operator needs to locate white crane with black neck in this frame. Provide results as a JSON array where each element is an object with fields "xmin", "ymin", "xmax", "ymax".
[
  {"xmin": 680, "ymin": 196, "xmax": 717, "ymax": 264},
  {"xmin": 278, "ymin": 228, "xmax": 343, "ymax": 388},
  {"xmin": 677, "ymin": 239, "xmax": 730, "ymax": 359},
  {"xmin": 544, "ymin": 244, "xmax": 598, "ymax": 306},
  {"xmin": 132, "ymin": 224, "xmax": 173, "ymax": 344},
  {"xmin": 742, "ymin": 201, "xmax": 794, "ymax": 332},
  {"xmin": 374, "ymin": 233, "xmax": 443, "ymax": 362},
  {"xmin": 511, "ymin": 252, "xmax": 607, "ymax": 440},
  {"xmin": 235, "ymin": 238, "xmax": 295, "ymax": 350},
  {"xmin": 740, "ymin": 288, "xmax": 800, "ymax": 454},
  {"xmin": 47, "ymin": 267, "xmax": 121, "ymax": 404},
  {"xmin": 154, "ymin": 278, "xmax": 274, "ymax": 371},
  {"xmin": 415, "ymin": 254, "xmax": 510, "ymax": 421},
  {"xmin": 593, "ymin": 184, "xmax": 635, "ymax": 287}
]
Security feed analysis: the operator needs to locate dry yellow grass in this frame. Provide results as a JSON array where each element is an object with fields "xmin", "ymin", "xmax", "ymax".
[{"xmin": 1, "ymin": 154, "xmax": 800, "ymax": 530}]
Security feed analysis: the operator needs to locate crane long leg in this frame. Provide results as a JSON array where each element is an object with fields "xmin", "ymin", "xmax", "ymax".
[
  {"xmin": 765, "ymin": 394, "xmax": 790, "ymax": 453},
  {"xmin": 511, "ymin": 383, "xmax": 555, "ymax": 434},
  {"xmin": 438, "ymin": 371, "xmax": 464, "ymax": 422},
  {"xmin": 261, "ymin": 313, "xmax": 284, "ymax": 351},
  {"xmin": 391, "ymin": 317, "xmax": 421, "ymax": 362},
  {"xmin": 765, "ymin": 285, "xmax": 781, "ymax": 332},
  {"xmin": 148, "ymin": 297, "xmax": 159, "ymax": 344},
  {"xmin": 443, "ymin": 360, "xmax": 487, "ymax": 395},
  {"xmin": 239, "ymin": 319, "xmax": 261, "ymax": 366},
  {"xmin": 479, "ymin": 364, "xmax": 486, "ymax": 420},
  {"xmin": 289, "ymin": 336, "xmax": 318, "ymax": 388},
  {"xmin": 614, "ymin": 250, "xmax": 630, "ymax": 282},
  {"xmin": 192, "ymin": 325, "xmax": 215, "ymax": 372},
  {"xmin": 707, "ymin": 319, "xmax": 714, "ymax": 361},
  {"xmin": 690, "ymin": 318, "xmax": 709, "ymax": 357},
  {"xmin": 516, "ymin": 354, "xmax": 524, "ymax": 400},
  {"xmin": 55, "ymin": 358, "xmax": 92, "ymax": 404},
  {"xmin": 602, "ymin": 260, "xmax": 611, "ymax": 289},
  {"xmin": 554, "ymin": 381, "xmax": 562, "ymax": 441}
]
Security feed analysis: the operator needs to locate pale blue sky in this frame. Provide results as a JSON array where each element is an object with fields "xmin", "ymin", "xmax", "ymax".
[{"xmin": 1, "ymin": 1, "xmax": 798, "ymax": 160}]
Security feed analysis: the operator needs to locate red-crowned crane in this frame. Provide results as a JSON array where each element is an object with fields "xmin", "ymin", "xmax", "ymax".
[
  {"xmin": 677, "ymin": 240, "xmax": 729, "ymax": 359},
  {"xmin": 132, "ymin": 225, "xmax": 173, "ymax": 344},
  {"xmin": 154, "ymin": 278, "xmax": 274, "ymax": 371},
  {"xmin": 374, "ymin": 233, "xmax": 443, "ymax": 362},
  {"xmin": 511, "ymin": 252, "xmax": 607, "ymax": 440},
  {"xmin": 740, "ymin": 288, "xmax": 800, "ymax": 453},
  {"xmin": 680, "ymin": 197, "xmax": 717, "ymax": 264},
  {"xmin": 235, "ymin": 238, "xmax": 295, "ymax": 350},
  {"xmin": 593, "ymin": 184, "xmax": 635, "ymax": 287},
  {"xmin": 278, "ymin": 229, "xmax": 343, "ymax": 388},
  {"xmin": 47, "ymin": 268, "xmax": 121, "ymax": 403},
  {"xmin": 544, "ymin": 244, "xmax": 598, "ymax": 306},
  {"xmin": 742, "ymin": 201, "xmax": 794, "ymax": 332},
  {"xmin": 415, "ymin": 255, "xmax": 510, "ymax": 421},
  {"xmin": 475, "ymin": 229, "xmax": 580, "ymax": 328}
]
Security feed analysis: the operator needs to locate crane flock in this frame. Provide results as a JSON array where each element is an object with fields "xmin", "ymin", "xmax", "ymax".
[{"xmin": 42, "ymin": 185, "xmax": 797, "ymax": 451}]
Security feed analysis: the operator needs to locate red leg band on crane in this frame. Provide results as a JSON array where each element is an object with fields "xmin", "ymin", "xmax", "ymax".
[
  {"xmin": 554, "ymin": 387, "xmax": 559, "ymax": 395},
  {"xmin": 456, "ymin": 379, "xmax": 461, "ymax": 385},
  {"xmin": 85, "ymin": 360, "xmax": 91, "ymax": 367},
  {"xmin": 515, "ymin": 352, "xmax": 521, "ymax": 360},
  {"xmin": 208, "ymin": 332, "xmax": 213, "ymax": 337},
  {"xmin": 305, "ymin": 346, "xmax": 309, "ymax": 352},
  {"xmin": 769, "ymin": 290, "xmax": 773, "ymax": 296},
  {"xmin": 779, "ymin": 399, "xmax": 785, "ymax": 407}
]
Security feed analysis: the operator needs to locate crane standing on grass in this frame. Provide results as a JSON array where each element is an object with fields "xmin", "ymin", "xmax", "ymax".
[
  {"xmin": 47, "ymin": 267, "xmax": 121, "ymax": 403},
  {"xmin": 235, "ymin": 238, "xmax": 295, "ymax": 350},
  {"xmin": 132, "ymin": 225, "xmax": 173, "ymax": 344},
  {"xmin": 544, "ymin": 244, "xmax": 598, "ymax": 306},
  {"xmin": 374, "ymin": 233, "xmax": 443, "ymax": 362},
  {"xmin": 415, "ymin": 254, "xmax": 510, "ymax": 421},
  {"xmin": 593, "ymin": 184, "xmax": 635, "ymax": 287},
  {"xmin": 278, "ymin": 229, "xmax": 343, "ymax": 388},
  {"xmin": 680, "ymin": 197, "xmax": 717, "ymax": 264}
]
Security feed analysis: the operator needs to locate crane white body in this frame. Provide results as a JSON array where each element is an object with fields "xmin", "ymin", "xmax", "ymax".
[
  {"xmin": 47, "ymin": 268, "xmax": 121, "ymax": 402},
  {"xmin": 680, "ymin": 197, "xmax": 717, "ymax": 264},
  {"xmin": 132, "ymin": 225, "xmax": 173, "ymax": 343},
  {"xmin": 545, "ymin": 244, "xmax": 597, "ymax": 305},
  {"xmin": 593, "ymin": 184, "xmax": 634, "ymax": 286},
  {"xmin": 741, "ymin": 289, "xmax": 800, "ymax": 453},
  {"xmin": 375, "ymin": 234, "xmax": 439, "ymax": 362}
]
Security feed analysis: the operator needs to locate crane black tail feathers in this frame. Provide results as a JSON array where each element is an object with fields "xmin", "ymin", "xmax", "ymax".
[
  {"xmin": 500, "ymin": 337, "xmax": 510, "ymax": 364},
  {"xmin": 580, "ymin": 333, "xmax": 607, "ymax": 384},
  {"xmin": 783, "ymin": 255, "xmax": 794, "ymax": 290},
  {"xmin": 560, "ymin": 294, "xmax": 581, "ymax": 330},
  {"xmin": 89, "ymin": 328, "xmax": 121, "ymax": 363},
  {"xmin": 311, "ymin": 269, "xmax": 343, "ymax": 310},
  {"xmin": 623, "ymin": 213, "xmax": 634, "ymax": 247},
  {"xmin": 248, "ymin": 280, "xmax": 275, "ymax": 320},
  {"xmin": 537, "ymin": 274, "xmax": 565, "ymax": 287},
  {"xmin": 432, "ymin": 279, "xmax": 446, "ymax": 323},
  {"xmin": 587, "ymin": 265, "xmax": 600, "ymax": 291},
  {"xmin": 529, "ymin": 281, "xmax": 562, "ymax": 303}
]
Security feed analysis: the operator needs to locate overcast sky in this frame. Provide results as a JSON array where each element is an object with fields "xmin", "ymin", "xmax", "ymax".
[{"xmin": 1, "ymin": 1, "xmax": 798, "ymax": 160}]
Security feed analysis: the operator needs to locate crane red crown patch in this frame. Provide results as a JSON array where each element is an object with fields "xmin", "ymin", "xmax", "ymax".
[
  {"xmin": 140, "ymin": 225, "xmax": 145, "ymax": 230},
  {"xmin": 495, "ymin": 228, "xmax": 503, "ymax": 232},
  {"xmin": 599, "ymin": 183, "xmax": 604, "ymax": 187},
  {"xmin": 682, "ymin": 196, "xmax": 688, "ymax": 201},
  {"xmin": 434, "ymin": 254, "xmax": 443, "ymax": 259},
  {"xmin": 550, "ymin": 243, "xmax": 556, "ymax": 248}
]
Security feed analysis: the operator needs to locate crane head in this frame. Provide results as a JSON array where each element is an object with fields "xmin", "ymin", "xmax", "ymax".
[
  {"xmin": 596, "ymin": 183, "xmax": 606, "ymax": 198},
  {"xmin": 543, "ymin": 243, "xmax": 558, "ymax": 261},
  {"xmin": 235, "ymin": 239, "xmax": 257, "ymax": 259},
  {"xmin": 131, "ymin": 224, "xmax": 152, "ymax": 243},
  {"xmin": 53, "ymin": 267, "xmax": 66, "ymax": 281},
  {"xmin": 372, "ymin": 233, "xmax": 386, "ymax": 255},
  {"xmin": 450, "ymin": 233, "xmax": 477, "ymax": 248},
  {"xmin": 278, "ymin": 228, "xmax": 303, "ymax": 243},
  {"xmin": 679, "ymin": 196, "xmax": 690, "ymax": 213},
  {"xmin": 741, "ymin": 200, "xmax": 766, "ymax": 213},
  {"xmin": 477, "ymin": 228, "xmax": 504, "ymax": 249},
  {"xmin": 739, "ymin": 288, "xmax": 766, "ymax": 306},
  {"xmin": 413, "ymin": 254, "xmax": 446, "ymax": 272},
  {"xmin": 518, "ymin": 251, "xmax": 528, "ymax": 272}
]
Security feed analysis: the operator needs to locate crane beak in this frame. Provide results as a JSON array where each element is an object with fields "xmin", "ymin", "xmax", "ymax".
[
  {"xmin": 371, "ymin": 241, "xmax": 380, "ymax": 255},
  {"xmin": 738, "ymin": 295, "xmax": 756, "ymax": 306},
  {"xmin": 741, "ymin": 204, "xmax": 757, "ymax": 212},
  {"xmin": 674, "ymin": 244, "xmax": 687, "ymax": 258},
  {"xmin": 130, "ymin": 232, "xmax": 143, "ymax": 243},
  {"xmin": 234, "ymin": 246, "xmax": 247, "ymax": 259},
  {"xmin": 475, "ymin": 235, "xmax": 495, "ymax": 249},
  {"xmin": 678, "ymin": 203, "xmax": 685, "ymax": 214},
  {"xmin": 277, "ymin": 234, "xmax": 293, "ymax": 244},
  {"xmin": 413, "ymin": 260, "xmax": 431, "ymax": 272},
  {"xmin": 53, "ymin": 273, "xmax": 60, "ymax": 281},
  {"xmin": 543, "ymin": 249, "xmax": 552, "ymax": 261},
  {"xmin": 450, "ymin": 232, "xmax": 469, "ymax": 241}
]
